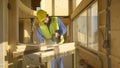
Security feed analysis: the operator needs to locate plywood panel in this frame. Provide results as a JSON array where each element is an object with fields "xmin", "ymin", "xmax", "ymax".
[
  {"xmin": 41, "ymin": 0, "xmax": 52, "ymax": 16},
  {"xmin": 110, "ymin": 1, "xmax": 120, "ymax": 68},
  {"xmin": 110, "ymin": 55, "xmax": 120, "ymax": 68},
  {"xmin": 55, "ymin": 0, "xmax": 69, "ymax": 16},
  {"xmin": 111, "ymin": 31, "xmax": 120, "ymax": 58},
  {"xmin": 110, "ymin": 0, "xmax": 120, "ymax": 30}
]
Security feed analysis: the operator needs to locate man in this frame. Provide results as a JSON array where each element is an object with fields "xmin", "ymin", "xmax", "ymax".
[{"xmin": 36, "ymin": 10, "xmax": 66, "ymax": 68}]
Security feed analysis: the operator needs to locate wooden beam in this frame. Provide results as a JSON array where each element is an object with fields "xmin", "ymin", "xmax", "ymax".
[
  {"xmin": 69, "ymin": 0, "xmax": 73, "ymax": 15},
  {"xmin": 19, "ymin": 0, "xmax": 37, "ymax": 18},
  {"xmin": 70, "ymin": 0, "xmax": 94, "ymax": 20}
]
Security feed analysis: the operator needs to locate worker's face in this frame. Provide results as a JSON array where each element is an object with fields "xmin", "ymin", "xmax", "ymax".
[{"xmin": 43, "ymin": 17, "xmax": 49, "ymax": 24}]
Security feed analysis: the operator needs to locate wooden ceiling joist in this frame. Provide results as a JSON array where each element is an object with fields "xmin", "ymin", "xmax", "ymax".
[{"xmin": 19, "ymin": 0, "xmax": 37, "ymax": 18}]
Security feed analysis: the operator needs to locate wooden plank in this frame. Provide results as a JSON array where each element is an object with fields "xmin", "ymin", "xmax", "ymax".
[
  {"xmin": 13, "ymin": 43, "xmax": 75, "ymax": 62},
  {"xmin": 13, "ymin": 43, "xmax": 75, "ymax": 68},
  {"xmin": 40, "ymin": 42, "xmax": 75, "ymax": 62},
  {"xmin": 13, "ymin": 44, "xmax": 40, "ymax": 58}
]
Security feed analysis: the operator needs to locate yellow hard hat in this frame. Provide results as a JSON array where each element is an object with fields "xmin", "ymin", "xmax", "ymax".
[{"xmin": 37, "ymin": 10, "xmax": 47, "ymax": 22}]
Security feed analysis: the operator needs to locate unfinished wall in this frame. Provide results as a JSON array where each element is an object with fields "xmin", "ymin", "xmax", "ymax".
[
  {"xmin": 98, "ymin": 0, "xmax": 120, "ymax": 68},
  {"xmin": 110, "ymin": 0, "xmax": 120, "ymax": 68}
]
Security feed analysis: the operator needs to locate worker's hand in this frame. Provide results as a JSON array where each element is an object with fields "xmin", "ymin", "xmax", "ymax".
[
  {"xmin": 54, "ymin": 32, "xmax": 60, "ymax": 38},
  {"xmin": 52, "ymin": 32, "xmax": 60, "ymax": 43}
]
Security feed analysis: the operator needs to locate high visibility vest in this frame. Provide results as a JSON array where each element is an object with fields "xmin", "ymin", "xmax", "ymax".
[{"xmin": 39, "ymin": 17, "xmax": 64, "ymax": 44}]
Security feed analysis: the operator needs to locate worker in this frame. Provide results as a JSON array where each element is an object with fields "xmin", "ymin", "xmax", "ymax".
[{"xmin": 36, "ymin": 10, "xmax": 66, "ymax": 68}]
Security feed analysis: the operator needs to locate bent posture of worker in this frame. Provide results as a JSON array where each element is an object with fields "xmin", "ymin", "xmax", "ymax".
[{"xmin": 36, "ymin": 10, "xmax": 66, "ymax": 68}]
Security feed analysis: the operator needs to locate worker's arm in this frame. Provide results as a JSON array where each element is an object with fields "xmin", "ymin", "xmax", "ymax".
[
  {"xmin": 37, "ymin": 27, "xmax": 45, "ymax": 45},
  {"xmin": 55, "ymin": 18, "xmax": 66, "ymax": 37}
]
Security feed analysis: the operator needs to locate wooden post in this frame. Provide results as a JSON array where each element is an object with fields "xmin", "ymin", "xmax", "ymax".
[
  {"xmin": 8, "ymin": 0, "xmax": 19, "ymax": 52},
  {"xmin": 0, "ymin": 0, "xmax": 9, "ymax": 68},
  {"xmin": 52, "ymin": 0, "xmax": 55, "ymax": 16},
  {"xmin": 8, "ymin": 0, "xmax": 19, "ymax": 68},
  {"xmin": 0, "ymin": 0, "xmax": 4, "ymax": 67}
]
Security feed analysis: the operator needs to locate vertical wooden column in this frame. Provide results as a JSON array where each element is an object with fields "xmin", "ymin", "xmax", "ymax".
[
  {"xmin": 0, "ymin": 0, "xmax": 9, "ymax": 68},
  {"xmin": 52, "ymin": 0, "xmax": 55, "ymax": 16},
  {"xmin": 8, "ymin": 0, "xmax": 19, "ymax": 52},
  {"xmin": 69, "ymin": 0, "xmax": 74, "ymax": 42},
  {"xmin": 8, "ymin": 0, "xmax": 19, "ymax": 68},
  {"xmin": 0, "ymin": 0, "xmax": 4, "ymax": 67}
]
